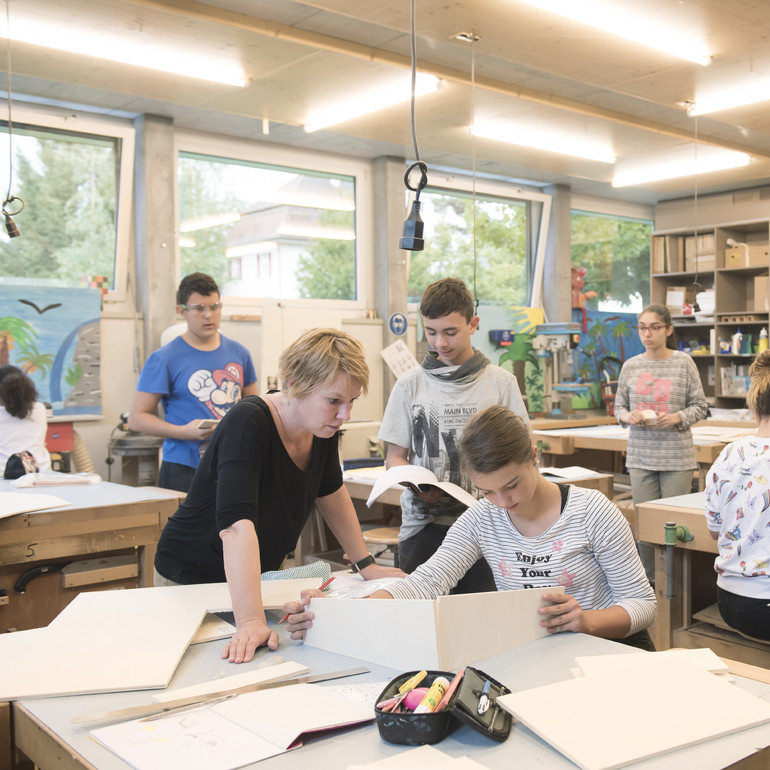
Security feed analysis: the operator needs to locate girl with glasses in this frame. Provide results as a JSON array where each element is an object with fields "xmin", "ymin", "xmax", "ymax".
[
  {"xmin": 615, "ymin": 303, "xmax": 708, "ymax": 581},
  {"xmin": 283, "ymin": 406, "xmax": 656, "ymax": 650}
]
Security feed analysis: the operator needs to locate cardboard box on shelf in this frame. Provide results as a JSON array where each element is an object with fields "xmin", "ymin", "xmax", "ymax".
[
  {"xmin": 724, "ymin": 245, "xmax": 770, "ymax": 268},
  {"xmin": 665, "ymin": 286, "xmax": 691, "ymax": 312},
  {"xmin": 686, "ymin": 253, "xmax": 716, "ymax": 272},
  {"xmin": 754, "ymin": 275, "xmax": 769, "ymax": 313}
]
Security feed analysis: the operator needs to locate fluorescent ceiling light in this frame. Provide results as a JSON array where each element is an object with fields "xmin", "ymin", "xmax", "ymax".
[
  {"xmin": 612, "ymin": 146, "xmax": 750, "ymax": 187},
  {"xmin": 471, "ymin": 122, "xmax": 616, "ymax": 163},
  {"xmin": 304, "ymin": 74, "xmax": 441, "ymax": 133},
  {"xmin": 0, "ymin": 19, "xmax": 248, "ymax": 87},
  {"xmin": 518, "ymin": 0, "xmax": 711, "ymax": 66},
  {"xmin": 688, "ymin": 77, "xmax": 770, "ymax": 115}
]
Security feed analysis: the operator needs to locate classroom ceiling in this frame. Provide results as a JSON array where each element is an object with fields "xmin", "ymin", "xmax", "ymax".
[{"xmin": 5, "ymin": 0, "xmax": 770, "ymax": 205}]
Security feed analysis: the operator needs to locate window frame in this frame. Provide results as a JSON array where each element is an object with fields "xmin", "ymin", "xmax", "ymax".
[
  {"xmin": 570, "ymin": 194, "xmax": 655, "ymax": 312},
  {"xmin": 173, "ymin": 129, "xmax": 373, "ymax": 310},
  {"xmin": 411, "ymin": 170, "xmax": 552, "ymax": 309},
  {"xmin": 0, "ymin": 103, "xmax": 135, "ymax": 303}
]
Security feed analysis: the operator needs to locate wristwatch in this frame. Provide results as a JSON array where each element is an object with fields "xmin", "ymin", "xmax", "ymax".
[{"xmin": 350, "ymin": 554, "xmax": 376, "ymax": 573}]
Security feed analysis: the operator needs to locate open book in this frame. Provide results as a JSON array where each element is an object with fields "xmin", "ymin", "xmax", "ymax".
[{"xmin": 365, "ymin": 464, "xmax": 478, "ymax": 509}]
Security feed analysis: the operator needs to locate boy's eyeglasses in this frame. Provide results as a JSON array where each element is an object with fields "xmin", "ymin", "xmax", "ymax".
[
  {"xmin": 637, "ymin": 324, "xmax": 667, "ymax": 333},
  {"xmin": 181, "ymin": 303, "xmax": 223, "ymax": 314}
]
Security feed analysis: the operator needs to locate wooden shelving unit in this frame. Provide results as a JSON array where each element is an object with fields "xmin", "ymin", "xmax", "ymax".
[{"xmin": 651, "ymin": 222, "xmax": 770, "ymax": 408}]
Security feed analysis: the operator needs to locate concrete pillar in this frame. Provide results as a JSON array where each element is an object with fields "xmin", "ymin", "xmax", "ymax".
[
  {"xmin": 543, "ymin": 184, "xmax": 572, "ymax": 323},
  {"xmin": 134, "ymin": 115, "xmax": 177, "ymax": 359},
  {"xmin": 372, "ymin": 156, "xmax": 409, "ymax": 405}
]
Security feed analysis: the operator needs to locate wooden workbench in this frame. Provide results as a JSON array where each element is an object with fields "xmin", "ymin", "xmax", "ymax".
[
  {"xmin": 0, "ymin": 481, "xmax": 181, "ymax": 633},
  {"xmin": 12, "ymin": 624, "xmax": 770, "ymax": 770},
  {"xmin": 533, "ymin": 423, "xmax": 756, "ymax": 486},
  {"xmin": 636, "ymin": 491, "xmax": 770, "ymax": 667}
]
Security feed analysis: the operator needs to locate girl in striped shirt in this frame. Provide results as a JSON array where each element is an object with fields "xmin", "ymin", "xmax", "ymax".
[{"xmin": 286, "ymin": 406, "xmax": 656, "ymax": 649}]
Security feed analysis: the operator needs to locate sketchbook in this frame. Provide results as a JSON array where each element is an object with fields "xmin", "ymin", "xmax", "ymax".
[
  {"xmin": 365, "ymin": 464, "xmax": 477, "ymax": 509},
  {"xmin": 304, "ymin": 586, "xmax": 564, "ymax": 671},
  {"xmin": 91, "ymin": 682, "xmax": 374, "ymax": 770}
]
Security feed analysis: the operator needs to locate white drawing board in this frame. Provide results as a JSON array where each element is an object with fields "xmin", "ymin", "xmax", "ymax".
[{"xmin": 498, "ymin": 664, "xmax": 770, "ymax": 770}]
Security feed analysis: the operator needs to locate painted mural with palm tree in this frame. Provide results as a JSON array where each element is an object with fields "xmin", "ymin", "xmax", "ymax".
[
  {"xmin": 0, "ymin": 286, "xmax": 102, "ymax": 416},
  {"xmin": 495, "ymin": 306, "xmax": 546, "ymax": 413},
  {"xmin": 571, "ymin": 309, "xmax": 643, "ymax": 409}
]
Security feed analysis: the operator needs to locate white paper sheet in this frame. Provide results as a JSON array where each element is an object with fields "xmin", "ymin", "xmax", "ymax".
[{"xmin": 0, "ymin": 491, "xmax": 71, "ymax": 518}]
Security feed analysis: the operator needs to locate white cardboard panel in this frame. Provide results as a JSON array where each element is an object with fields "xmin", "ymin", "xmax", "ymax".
[
  {"xmin": 306, "ymin": 598, "xmax": 440, "ymax": 670},
  {"xmin": 152, "ymin": 660, "xmax": 308, "ymax": 703},
  {"xmin": 498, "ymin": 666, "xmax": 770, "ymax": 770},
  {"xmin": 305, "ymin": 586, "xmax": 562, "ymax": 671},
  {"xmin": 0, "ymin": 584, "xmax": 235, "ymax": 699}
]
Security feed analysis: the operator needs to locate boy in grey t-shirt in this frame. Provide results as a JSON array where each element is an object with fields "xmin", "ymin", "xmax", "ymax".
[{"xmin": 378, "ymin": 278, "xmax": 529, "ymax": 593}]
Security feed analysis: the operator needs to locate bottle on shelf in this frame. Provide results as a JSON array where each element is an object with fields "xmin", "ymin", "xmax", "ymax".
[
  {"xmin": 731, "ymin": 328, "xmax": 744, "ymax": 355},
  {"xmin": 760, "ymin": 327, "xmax": 768, "ymax": 353}
]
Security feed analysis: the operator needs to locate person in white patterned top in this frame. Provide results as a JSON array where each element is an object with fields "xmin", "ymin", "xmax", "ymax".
[
  {"xmin": 285, "ymin": 406, "xmax": 656, "ymax": 649},
  {"xmin": 705, "ymin": 350, "xmax": 770, "ymax": 641}
]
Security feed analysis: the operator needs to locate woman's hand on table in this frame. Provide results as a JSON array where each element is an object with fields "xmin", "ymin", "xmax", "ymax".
[{"xmin": 222, "ymin": 619, "xmax": 278, "ymax": 663}]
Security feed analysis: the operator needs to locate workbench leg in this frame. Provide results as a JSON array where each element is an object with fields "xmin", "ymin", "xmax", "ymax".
[{"xmin": 651, "ymin": 545, "xmax": 683, "ymax": 651}]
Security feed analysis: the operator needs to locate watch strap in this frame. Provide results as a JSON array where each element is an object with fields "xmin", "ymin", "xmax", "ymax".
[{"xmin": 351, "ymin": 554, "xmax": 376, "ymax": 573}]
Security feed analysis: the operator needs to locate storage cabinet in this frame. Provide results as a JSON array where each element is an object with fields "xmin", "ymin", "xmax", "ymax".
[{"xmin": 651, "ymin": 221, "xmax": 770, "ymax": 408}]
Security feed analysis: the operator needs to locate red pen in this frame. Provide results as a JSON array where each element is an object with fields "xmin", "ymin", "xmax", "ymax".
[{"xmin": 278, "ymin": 575, "xmax": 335, "ymax": 623}]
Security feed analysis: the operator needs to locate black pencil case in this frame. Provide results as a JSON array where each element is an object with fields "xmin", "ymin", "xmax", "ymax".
[{"xmin": 374, "ymin": 666, "xmax": 512, "ymax": 746}]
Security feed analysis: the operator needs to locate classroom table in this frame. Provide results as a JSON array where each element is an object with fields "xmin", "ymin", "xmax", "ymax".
[
  {"xmin": 12, "ymin": 619, "xmax": 770, "ymax": 770},
  {"xmin": 532, "ymin": 424, "xmax": 756, "ymax": 487},
  {"xmin": 636, "ymin": 491, "xmax": 770, "ymax": 668},
  {"xmin": 0, "ymin": 480, "xmax": 182, "ymax": 633}
]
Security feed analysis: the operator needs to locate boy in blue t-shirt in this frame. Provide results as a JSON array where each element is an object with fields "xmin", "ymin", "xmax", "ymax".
[{"xmin": 128, "ymin": 272, "xmax": 257, "ymax": 492}]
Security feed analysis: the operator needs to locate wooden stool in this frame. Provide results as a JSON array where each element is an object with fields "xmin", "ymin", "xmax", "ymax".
[{"xmin": 362, "ymin": 526, "xmax": 400, "ymax": 568}]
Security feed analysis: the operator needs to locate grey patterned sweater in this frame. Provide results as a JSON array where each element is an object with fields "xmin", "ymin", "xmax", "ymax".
[{"xmin": 614, "ymin": 351, "xmax": 708, "ymax": 471}]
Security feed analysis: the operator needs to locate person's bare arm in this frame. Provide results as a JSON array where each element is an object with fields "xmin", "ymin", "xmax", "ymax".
[
  {"xmin": 242, "ymin": 382, "xmax": 258, "ymax": 397},
  {"xmin": 384, "ymin": 442, "xmax": 410, "ymax": 468},
  {"xmin": 127, "ymin": 390, "xmax": 215, "ymax": 440},
  {"xmin": 315, "ymin": 486, "xmax": 404, "ymax": 580},
  {"xmin": 220, "ymin": 519, "xmax": 278, "ymax": 663}
]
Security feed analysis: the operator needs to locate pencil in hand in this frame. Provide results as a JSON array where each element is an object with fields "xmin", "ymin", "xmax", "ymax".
[{"xmin": 279, "ymin": 575, "xmax": 335, "ymax": 623}]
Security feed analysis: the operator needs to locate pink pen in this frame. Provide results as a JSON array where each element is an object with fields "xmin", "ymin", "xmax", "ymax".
[{"xmin": 279, "ymin": 576, "xmax": 335, "ymax": 623}]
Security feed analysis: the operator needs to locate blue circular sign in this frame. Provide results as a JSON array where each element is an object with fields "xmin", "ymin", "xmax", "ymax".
[{"xmin": 388, "ymin": 312, "xmax": 408, "ymax": 336}]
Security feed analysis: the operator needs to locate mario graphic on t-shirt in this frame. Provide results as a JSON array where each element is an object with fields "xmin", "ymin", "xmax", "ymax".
[{"xmin": 187, "ymin": 363, "xmax": 245, "ymax": 418}]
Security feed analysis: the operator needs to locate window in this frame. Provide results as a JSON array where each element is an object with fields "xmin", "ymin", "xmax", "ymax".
[
  {"xmin": 0, "ymin": 105, "xmax": 133, "ymax": 298},
  {"xmin": 571, "ymin": 209, "xmax": 653, "ymax": 312},
  {"xmin": 177, "ymin": 151, "xmax": 359, "ymax": 301},
  {"xmin": 406, "ymin": 175, "xmax": 549, "ymax": 307}
]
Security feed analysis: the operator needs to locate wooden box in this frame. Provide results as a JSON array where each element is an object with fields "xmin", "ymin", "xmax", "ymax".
[
  {"xmin": 725, "ymin": 245, "xmax": 770, "ymax": 268},
  {"xmin": 754, "ymin": 276, "xmax": 769, "ymax": 313}
]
